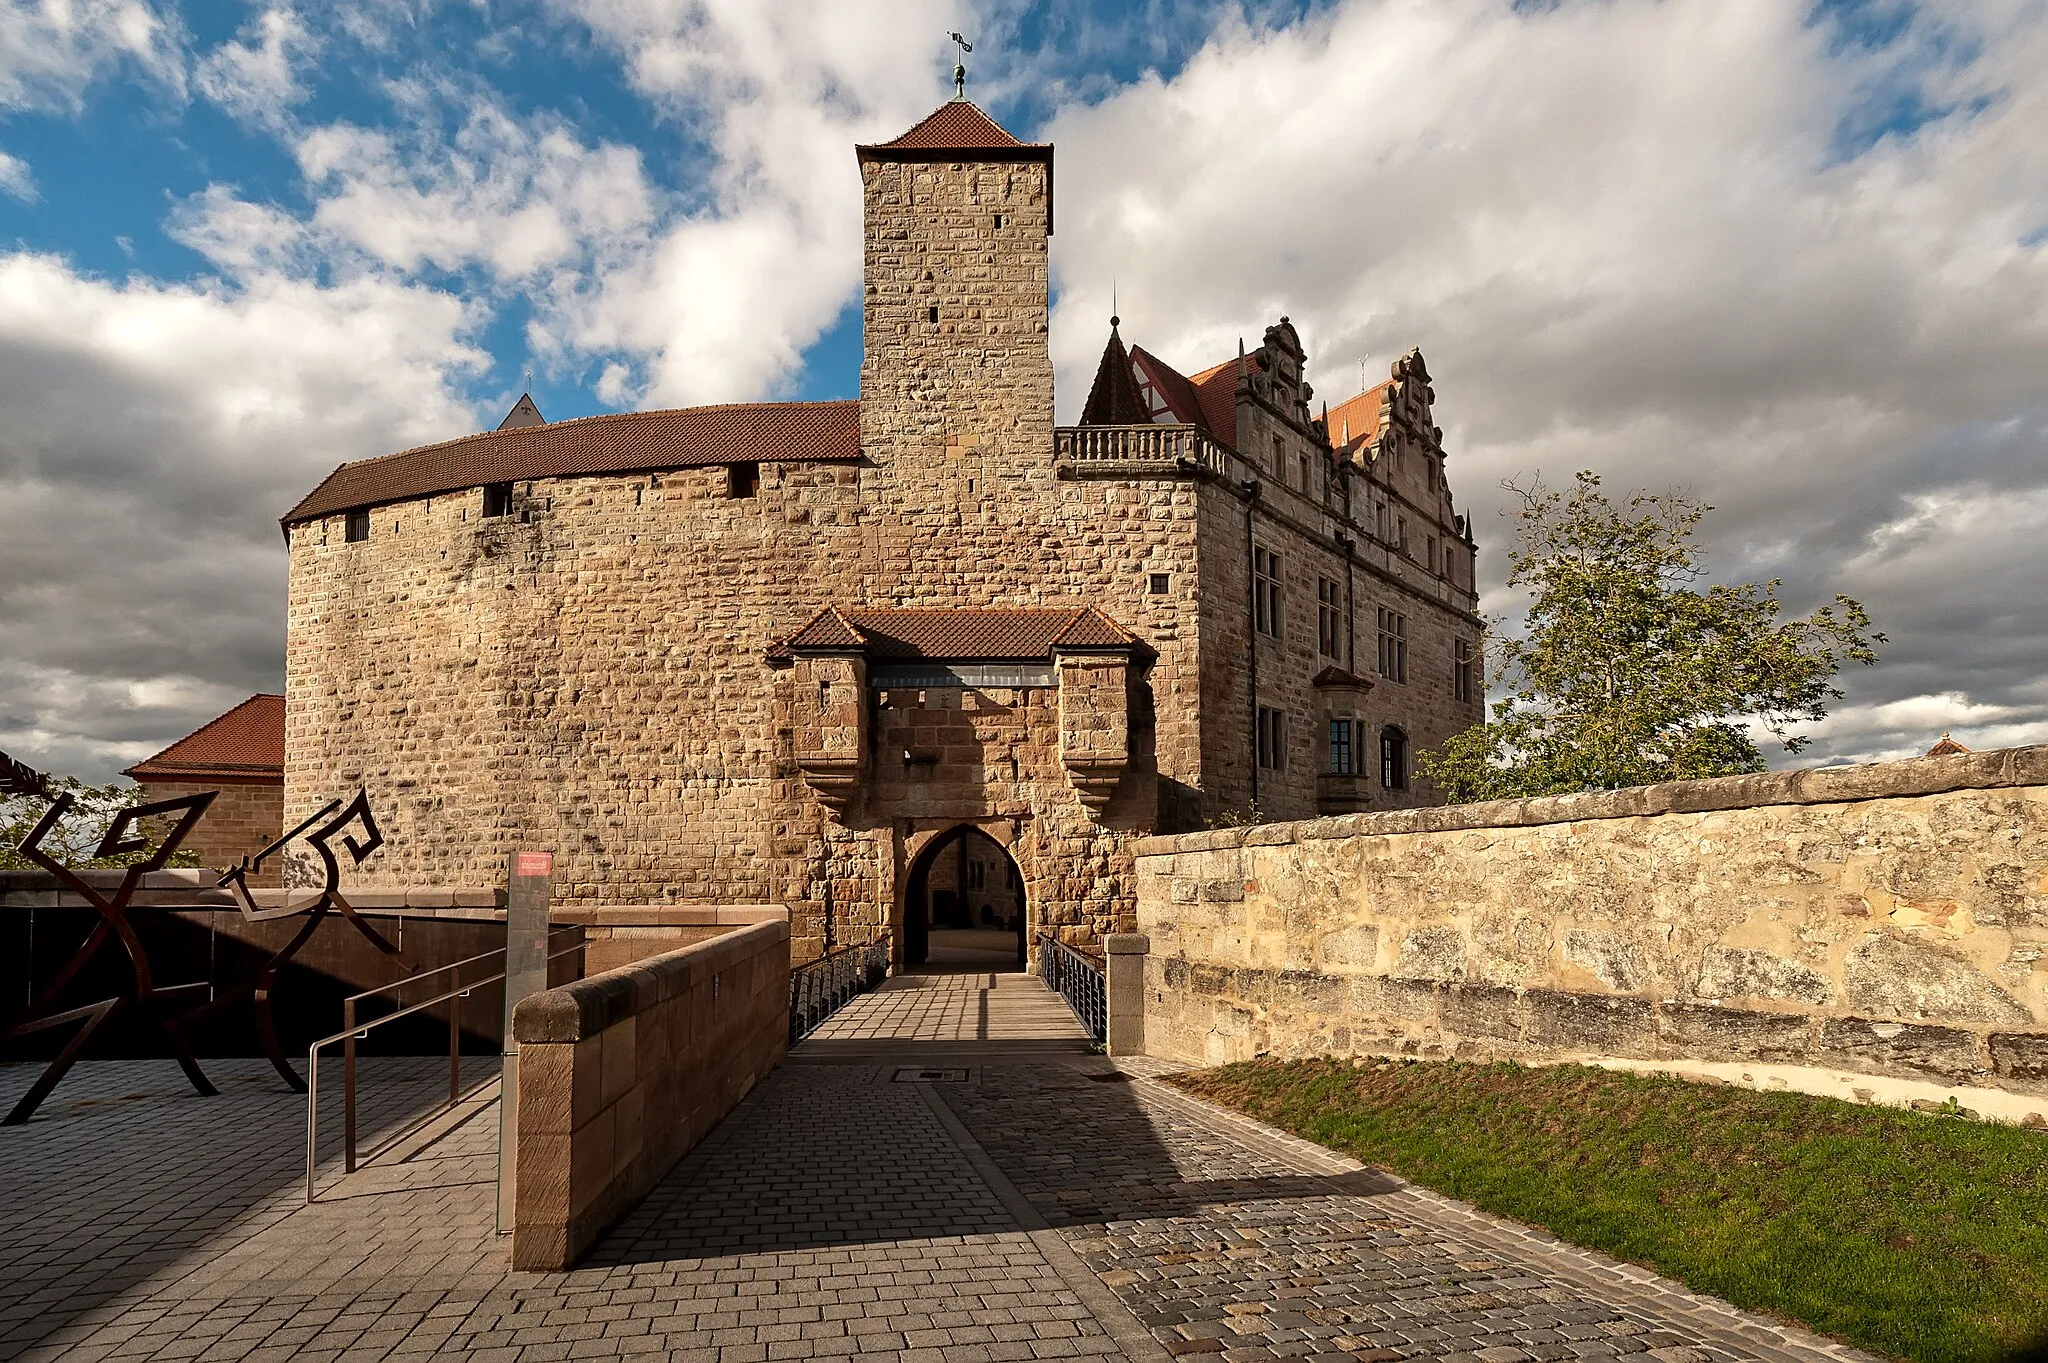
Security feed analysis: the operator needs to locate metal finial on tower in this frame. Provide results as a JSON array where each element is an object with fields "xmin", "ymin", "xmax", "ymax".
[
  {"xmin": 1110, "ymin": 278, "xmax": 1118, "ymax": 331},
  {"xmin": 949, "ymin": 32, "xmax": 973, "ymax": 98}
]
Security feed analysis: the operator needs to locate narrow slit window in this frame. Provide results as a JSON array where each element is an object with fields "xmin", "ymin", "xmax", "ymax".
[{"xmin": 928, "ymin": 305, "xmax": 939, "ymax": 324}]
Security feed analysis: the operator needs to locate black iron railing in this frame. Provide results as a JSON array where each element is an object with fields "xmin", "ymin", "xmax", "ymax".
[
  {"xmin": 1037, "ymin": 932, "xmax": 1106, "ymax": 1042},
  {"xmin": 789, "ymin": 931, "xmax": 892, "ymax": 1042}
]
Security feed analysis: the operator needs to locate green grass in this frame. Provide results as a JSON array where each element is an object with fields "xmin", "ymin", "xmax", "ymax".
[{"xmin": 1169, "ymin": 1057, "xmax": 2048, "ymax": 1363}]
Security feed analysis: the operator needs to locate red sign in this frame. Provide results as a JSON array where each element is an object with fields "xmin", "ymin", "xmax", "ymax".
[{"xmin": 515, "ymin": 851, "xmax": 553, "ymax": 878}]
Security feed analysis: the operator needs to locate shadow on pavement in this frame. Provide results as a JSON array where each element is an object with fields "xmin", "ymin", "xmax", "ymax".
[
  {"xmin": 584, "ymin": 1051, "xmax": 1393, "ymax": 1265},
  {"xmin": 0, "ymin": 1056, "xmax": 495, "ymax": 1358}
]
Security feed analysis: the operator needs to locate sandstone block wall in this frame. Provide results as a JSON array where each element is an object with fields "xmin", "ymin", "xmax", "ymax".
[
  {"xmin": 1134, "ymin": 747, "xmax": 2048, "ymax": 1113},
  {"xmin": 135, "ymin": 779, "xmax": 284, "ymax": 885},
  {"xmin": 510, "ymin": 916, "xmax": 790, "ymax": 1270}
]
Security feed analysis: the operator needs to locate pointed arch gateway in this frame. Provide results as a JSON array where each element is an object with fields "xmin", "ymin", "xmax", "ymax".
[{"xmin": 901, "ymin": 826, "xmax": 1027, "ymax": 970}]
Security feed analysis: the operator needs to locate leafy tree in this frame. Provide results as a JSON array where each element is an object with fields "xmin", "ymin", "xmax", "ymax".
[
  {"xmin": 1420, "ymin": 471, "xmax": 1882, "ymax": 802},
  {"xmin": 0, "ymin": 775, "xmax": 200, "ymax": 871}
]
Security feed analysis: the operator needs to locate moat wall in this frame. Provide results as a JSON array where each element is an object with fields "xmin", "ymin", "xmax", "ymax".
[{"xmin": 1133, "ymin": 746, "xmax": 2048, "ymax": 1116}]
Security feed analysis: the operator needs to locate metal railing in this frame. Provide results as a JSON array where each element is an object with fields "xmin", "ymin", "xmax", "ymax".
[
  {"xmin": 1037, "ymin": 932, "xmax": 1106, "ymax": 1042},
  {"xmin": 789, "ymin": 931, "xmax": 892, "ymax": 1042},
  {"xmin": 304, "ymin": 927, "xmax": 583, "ymax": 1202},
  {"xmin": 1054, "ymin": 423, "xmax": 1231, "ymax": 475}
]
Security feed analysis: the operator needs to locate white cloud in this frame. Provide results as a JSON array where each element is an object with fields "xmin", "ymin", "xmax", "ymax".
[
  {"xmin": 194, "ymin": 5, "xmax": 316, "ymax": 129},
  {"xmin": 0, "ymin": 146, "xmax": 34, "ymax": 201},
  {"xmin": 530, "ymin": 0, "xmax": 970, "ymax": 403},
  {"xmin": 0, "ymin": 249, "xmax": 487, "ymax": 779},
  {"xmin": 1042, "ymin": 0, "xmax": 2048, "ymax": 767},
  {"xmin": 0, "ymin": 0, "xmax": 186, "ymax": 111}
]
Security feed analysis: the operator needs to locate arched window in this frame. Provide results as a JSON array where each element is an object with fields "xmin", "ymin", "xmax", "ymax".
[{"xmin": 1380, "ymin": 726, "xmax": 1408, "ymax": 791}]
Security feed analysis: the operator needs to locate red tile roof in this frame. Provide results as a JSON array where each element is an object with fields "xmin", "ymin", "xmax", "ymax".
[
  {"xmin": 1926, "ymin": 733, "xmax": 1971, "ymax": 756},
  {"xmin": 1131, "ymin": 346, "xmax": 1214, "ymax": 435},
  {"xmin": 773, "ymin": 607, "xmax": 1148, "ymax": 662},
  {"xmin": 863, "ymin": 100, "xmax": 1027, "ymax": 151},
  {"xmin": 1325, "ymin": 382, "xmax": 1391, "ymax": 453},
  {"xmin": 125, "ymin": 694, "xmax": 285, "ymax": 782},
  {"xmin": 283, "ymin": 400, "xmax": 860, "ymax": 525},
  {"xmin": 1187, "ymin": 356, "xmax": 1254, "ymax": 448}
]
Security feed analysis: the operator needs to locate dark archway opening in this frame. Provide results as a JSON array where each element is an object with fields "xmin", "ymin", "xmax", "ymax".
[{"xmin": 903, "ymin": 827, "xmax": 1026, "ymax": 970}]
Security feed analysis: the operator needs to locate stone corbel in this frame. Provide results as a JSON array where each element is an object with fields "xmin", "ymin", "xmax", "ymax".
[
  {"xmin": 791, "ymin": 653, "xmax": 867, "ymax": 816},
  {"xmin": 1055, "ymin": 651, "xmax": 1131, "ymax": 813}
]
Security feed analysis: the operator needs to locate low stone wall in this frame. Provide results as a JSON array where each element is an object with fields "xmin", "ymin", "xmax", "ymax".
[
  {"xmin": 1133, "ymin": 746, "xmax": 2048, "ymax": 1122},
  {"xmin": 509, "ymin": 915, "xmax": 791, "ymax": 1270},
  {"xmin": 548, "ymin": 905, "xmax": 789, "ymax": 976}
]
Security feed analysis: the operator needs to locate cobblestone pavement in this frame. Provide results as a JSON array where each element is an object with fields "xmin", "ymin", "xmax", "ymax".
[{"xmin": 3, "ymin": 975, "xmax": 1878, "ymax": 1363}]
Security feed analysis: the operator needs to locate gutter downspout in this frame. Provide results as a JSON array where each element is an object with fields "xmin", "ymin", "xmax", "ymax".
[{"xmin": 1242, "ymin": 478, "xmax": 1261, "ymax": 811}]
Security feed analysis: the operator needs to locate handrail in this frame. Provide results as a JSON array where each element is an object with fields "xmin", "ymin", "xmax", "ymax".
[
  {"xmin": 1036, "ymin": 931, "xmax": 1106, "ymax": 1042},
  {"xmin": 789, "ymin": 931, "xmax": 892, "ymax": 1042},
  {"xmin": 304, "ymin": 927, "xmax": 584, "ymax": 1203}
]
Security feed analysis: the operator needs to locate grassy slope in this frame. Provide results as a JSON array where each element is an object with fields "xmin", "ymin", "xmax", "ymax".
[{"xmin": 1169, "ymin": 1058, "xmax": 2048, "ymax": 1363}]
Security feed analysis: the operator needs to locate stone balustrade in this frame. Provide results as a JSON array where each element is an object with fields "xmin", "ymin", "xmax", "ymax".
[{"xmin": 1053, "ymin": 423, "xmax": 1231, "ymax": 473}]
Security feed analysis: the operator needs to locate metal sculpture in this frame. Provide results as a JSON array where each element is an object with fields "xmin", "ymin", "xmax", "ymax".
[
  {"xmin": 3, "ymin": 784, "xmax": 402, "ymax": 1123},
  {"xmin": 3, "ymin": 788, "xmax": 219, "ymax": 1124},
  {"xmin": 185, "ymin": 789, "xmax": 405, "ymax": 1092}
]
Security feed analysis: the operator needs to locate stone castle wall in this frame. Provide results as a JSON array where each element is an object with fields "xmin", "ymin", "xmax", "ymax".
[
  {"xmin": 1133, "ymin": 746, "xmax": 2048, "ymax": 1116},
  {"xmin": 284, "ymin": 131, "xmax": 1489, "ymax": 963}
]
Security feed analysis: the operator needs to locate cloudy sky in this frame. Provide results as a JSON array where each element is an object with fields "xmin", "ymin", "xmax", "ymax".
[{"xmin": 2, "ymin": 0, "xmax": 2045, "ymax": 782}]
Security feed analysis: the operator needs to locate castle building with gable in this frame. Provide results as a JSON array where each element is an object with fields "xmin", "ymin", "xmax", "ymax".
[{"xmin": 278, "ymin": 98, "xmax": 1483, "ymax": 964}]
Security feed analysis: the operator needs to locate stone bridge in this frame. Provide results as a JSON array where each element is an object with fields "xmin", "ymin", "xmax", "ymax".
[{"xmin": 3, "ymin": 961, "xmax": 1877, "ymax": 1363}]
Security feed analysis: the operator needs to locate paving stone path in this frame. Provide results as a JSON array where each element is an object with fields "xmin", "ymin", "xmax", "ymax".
[{"xmin": 1, "ymin": 973, "xmax": 1877, "ymax": 1363}]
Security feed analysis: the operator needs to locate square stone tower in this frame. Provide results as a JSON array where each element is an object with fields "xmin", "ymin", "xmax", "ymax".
[{"xmin": 855, "ymin": 101, "xmax": 1054, "ymax": 493}]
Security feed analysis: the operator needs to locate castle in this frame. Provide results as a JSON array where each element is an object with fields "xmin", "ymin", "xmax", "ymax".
[{"xmin": 275, "ymin": 98, "xmax": 1483, "ymax": 964}]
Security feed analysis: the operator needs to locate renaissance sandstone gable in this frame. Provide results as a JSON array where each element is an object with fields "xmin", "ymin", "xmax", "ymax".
[{"xmin": 280, "ymin": 99, "xmax": 1484, "ymax": 963}]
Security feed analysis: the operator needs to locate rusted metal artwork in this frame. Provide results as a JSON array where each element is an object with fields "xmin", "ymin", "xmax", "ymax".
[
  {"xmin": 3, "ymin": 788, "xmax": 220, "ymax": 1124},
  {"xmin": 183, "ymin": 789, "xmax": 407, "ymax": 1094},
  {"xmin": 3, "ymin": 785, "xmax": 402, "ymax": 1124}
]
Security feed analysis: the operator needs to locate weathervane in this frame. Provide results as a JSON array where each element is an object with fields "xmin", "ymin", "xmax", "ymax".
[{"xmin": 950, "ymin": 31, "xmax": 973, "ymax": 99}]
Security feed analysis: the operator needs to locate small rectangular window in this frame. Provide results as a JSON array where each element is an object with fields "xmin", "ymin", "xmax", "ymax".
[
  {"xmin": 483, "ymin": 483, "xmax": 512, "ymax": 518},
  {"xmin": 1328, "ymin": 719, "xmax": 1354, "ymax": 775},
  {"xmin": 1376, "ymin": 608, "xmax": 1408, "ymax": 683},
  {"xmin": 1148, "ymin": 572, "xmax": 1170, "ymax": 595},
  {"xmin": 728, "ymin": 462, "xmax": 760, "ymax": 498},
  {"xmin": 993, "ymin": 213, "xmax": 1003, "ymax": 230},
  {"xmin": 1253, "ymin": 547, "xmax": 1283, "ymax": 641},
  {"xmin": 928, "ymin": 305, "xmax": 939, "ymax": 324},
  {"xmin": 344, "ymin": 508, "xmax": 370, "ymax": 543},
  {"xmin": 1257, "ymin": 707, "xmax": 1287, "ymax": 771},
  {"xmin": 1454, "ymin": 638, "xmax": 1475, "ymax": 704},
  {"xmin": 1381, "ymin": 727, "xmax": 1409, "ymax": 790},
  {"xmin": 1316, "ymin": 577, "xmax": 1341, "ymax": 658}
]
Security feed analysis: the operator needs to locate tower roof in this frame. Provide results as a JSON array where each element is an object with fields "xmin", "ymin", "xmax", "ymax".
[
  {"xmin": 857, "ymin": 99, "xmax": 1053, "ymax": 232},
  {"xmin": 1078, "ymin": 321, "xmax": 1148, "ymax": 426},
  {"xmin": 859, "ymin": 100, "xmax": 1035, "ymax": 154}
]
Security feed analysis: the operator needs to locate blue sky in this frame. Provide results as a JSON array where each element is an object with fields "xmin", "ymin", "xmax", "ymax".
[{"xmin": 2, "ymin": 0, "xmax": 2046, "ymax": 779}]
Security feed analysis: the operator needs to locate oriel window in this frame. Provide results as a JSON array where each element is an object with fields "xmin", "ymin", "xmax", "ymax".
[{"xmin": 1328, "ymin": 718, "xmax": 1354, "ymax": 775}]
